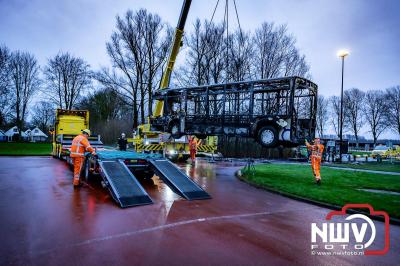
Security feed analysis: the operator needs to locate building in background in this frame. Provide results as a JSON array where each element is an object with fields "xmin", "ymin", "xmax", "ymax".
[
  {"xmin": 3, "ymin": 126, "xmax": 48, "ymax": 142},
  {"xmin": 25, "ymin": 127, "xmax": 48, "ymax": 142},
  {"xmin": 4, "ymin": 126, "xmax": 28, "ymax": 141}
]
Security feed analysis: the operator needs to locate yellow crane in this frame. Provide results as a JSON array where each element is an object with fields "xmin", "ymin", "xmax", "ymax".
[{"xmin": 131, "ymin": 0, "xmax": 218, "ymax": 160}]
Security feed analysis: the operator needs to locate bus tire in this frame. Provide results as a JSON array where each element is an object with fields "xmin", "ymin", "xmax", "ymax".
[{"xmin": 258, "ymin": 126, "xmax": 278, "ymax": 147}]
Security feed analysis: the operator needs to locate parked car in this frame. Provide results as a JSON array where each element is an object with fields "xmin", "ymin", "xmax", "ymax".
[
  {"xmin": 383, "ymin": 145, "xmax": 400, "ymax": 160},
  {"xmin": 371, "ymin": 145, "xmax": 389, "ymax": 158}
]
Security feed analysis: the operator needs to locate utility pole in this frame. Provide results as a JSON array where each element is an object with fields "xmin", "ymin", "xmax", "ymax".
[{"xmin": 337, "ymin": 49, "xmax": 349, "ymax": 163}]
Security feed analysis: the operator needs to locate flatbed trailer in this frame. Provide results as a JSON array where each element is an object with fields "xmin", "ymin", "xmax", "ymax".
[
  {"xmin": 60, "ymin": 149, "xmax": 211, "ymax": 208},
  {"xmin": 52, "ymin": 109, "xmax": 210, "ymax": 208},
  {"xmin": 79, "ymin": 151, "xmax": 211, "ymax": 208}
]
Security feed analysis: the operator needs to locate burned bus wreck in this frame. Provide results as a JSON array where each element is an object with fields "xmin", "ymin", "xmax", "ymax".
[{"xmin": 151, "ymin": 76, "xmax": 317, "ymax": 147}]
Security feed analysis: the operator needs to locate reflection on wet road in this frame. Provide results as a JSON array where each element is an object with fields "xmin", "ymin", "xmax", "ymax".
[{"xmin": 0, "ymin": 157, "xmax": 398, "ymax": 265}]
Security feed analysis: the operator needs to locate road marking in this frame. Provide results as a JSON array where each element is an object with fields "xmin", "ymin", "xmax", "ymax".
[{"xmin": 31, "ymin": 207, "xmax": 314, "ymax": 257}]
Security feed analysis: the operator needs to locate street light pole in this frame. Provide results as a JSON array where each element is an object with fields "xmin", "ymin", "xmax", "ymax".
[{"xmin": 337, "ymin": 50, "xmax": 349, "ymax": 163}]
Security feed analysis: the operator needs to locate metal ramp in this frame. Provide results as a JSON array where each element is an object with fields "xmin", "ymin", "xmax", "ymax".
[
  {"xmin": 148, "ymin": 159, "xmax": 211, "ymax": 200},
  {"xmin": 98, "ymin": 160, "xmax": 153, "ymax": 208}
]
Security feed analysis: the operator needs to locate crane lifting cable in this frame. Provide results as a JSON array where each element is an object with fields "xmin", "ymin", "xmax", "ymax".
[
  {"xmin": 203, "ymin": 0, "xmax": 245, "ymax": 83},
  {"xmin": 233, "ymin": 0, "xmax": 244, "ymax": 43},
  {"xmin": 209, "ymin": 0, "xmax": 220, "ymax": 24}
]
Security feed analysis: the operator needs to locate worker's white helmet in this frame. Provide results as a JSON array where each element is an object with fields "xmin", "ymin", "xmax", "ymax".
[
  {"xmin": 82, "ymin": 129, "xmax": 91, "ymax": 136},
  {"xmin": 121, "ymin": 133, "xmax": 126, "ymax": 137}
]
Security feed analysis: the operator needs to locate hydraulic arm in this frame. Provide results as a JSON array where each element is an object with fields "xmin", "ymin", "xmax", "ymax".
[{"xmin": 153, "ymin": 0, "xmax": 192, "ymax": 117}]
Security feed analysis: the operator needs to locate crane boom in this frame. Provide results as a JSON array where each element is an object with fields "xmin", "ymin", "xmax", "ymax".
[
  {"xmin": 154, "ymin": 0, "xmax": 192, "ymax": 117},
  {"xmin": 132, "ymin": 0, "xmax": 218, "ymax": 158}
]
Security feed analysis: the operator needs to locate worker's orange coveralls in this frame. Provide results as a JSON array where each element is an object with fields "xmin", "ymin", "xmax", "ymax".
[
  {"xmin": 189, "ymin": 138, "xmax": 198, "ymax": 161},
  {"xmin": 306, "ymin": 142, "xmax": 324, "ymax": 181},
  {"xmin": 70, "ymin": 134, "xmax": 95, "ymax": 186}
]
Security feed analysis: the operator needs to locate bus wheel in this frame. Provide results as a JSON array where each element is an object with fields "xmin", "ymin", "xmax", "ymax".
[
  {"xmin": 170, "ymin": 122, "xmax": 182, "ymax": 139},
  {"xmin": 258, "ymin": 126, "xmax": 278, "ymax": 147}
]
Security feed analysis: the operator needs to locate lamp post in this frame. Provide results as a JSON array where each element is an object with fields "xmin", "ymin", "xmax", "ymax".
[{"xmin": 337, "ymin": 49, "xmax": 349, "ymax": 163}]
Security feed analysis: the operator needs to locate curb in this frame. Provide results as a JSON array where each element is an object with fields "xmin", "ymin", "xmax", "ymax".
[{"xmin": 235, "ymin": 170, "xmax": 400, "ymax": 226}]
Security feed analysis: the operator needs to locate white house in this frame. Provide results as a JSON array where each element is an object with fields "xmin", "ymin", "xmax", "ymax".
[
  {"xmin": 25, "ymin": 129, "xmax": 32, "ymax": 136},
  {"xmin": 4, "ymin": 126, "xmax": 28, "ymax": 141},
  {"xmin": 25, "ymin": 127, "xmax": 48, "ymax": 142}
]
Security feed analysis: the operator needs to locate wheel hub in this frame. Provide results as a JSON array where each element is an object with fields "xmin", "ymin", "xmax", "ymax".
[
  {"xmin": 261, "ymin": 130, "xmax": 274, "ymax": 144},
  {"xmin": 171, "ymin": 125, "xmax": 179, "ymax": 134}
]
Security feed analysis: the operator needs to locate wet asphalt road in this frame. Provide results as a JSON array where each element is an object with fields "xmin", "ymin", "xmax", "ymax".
[{"xmin": 0, "ymin": 156, "xmax": 398, "ymax": 265}]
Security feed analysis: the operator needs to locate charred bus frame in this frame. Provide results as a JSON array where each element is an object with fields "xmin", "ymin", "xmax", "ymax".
[{"xmin": 151, "ymin": 76, "xmax": 317, "ymax": 147}]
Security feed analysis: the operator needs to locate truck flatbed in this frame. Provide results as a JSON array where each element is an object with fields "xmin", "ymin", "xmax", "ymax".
[
  {"xmin": 95, "ymin": 150, "xmax": 162, "ymax": 160},
  {"xmin": 82, "ymin": 150, "xmax": 211, "ymax": 207}
]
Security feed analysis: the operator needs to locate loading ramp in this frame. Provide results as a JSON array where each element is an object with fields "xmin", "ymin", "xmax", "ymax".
[
  {"xmin": 148, "ymin": 159, "xmax": 211, "ymax": 200},
  {"xmin": 98, "ymin": 160, "xmax": 153, "ymax": 208}
]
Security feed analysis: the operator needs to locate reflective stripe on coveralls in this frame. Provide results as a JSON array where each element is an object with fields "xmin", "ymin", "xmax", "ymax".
[
  {"xmin": 70, "ymin": 134, "xmax": 95, "ymax": 185},
  {"xmin": 72, "ymin": 157, "xmax": 84, "ymax": 186},
  {"xmin": 306, "ymin": 143, "xmax": 324, "ymax": 181},
  {"xmin": 189, "ymin": 138, "xmax": 197, "ymax": 160}
]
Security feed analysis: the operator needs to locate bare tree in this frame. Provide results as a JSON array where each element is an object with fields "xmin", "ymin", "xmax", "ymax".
[
  {"xmin": 9, "ymin": 51, "xmax": 40, "ymax": 134},
  {"xmin": 177, "ymin": 19, "xmax": 224, "ymax": 86},
  {"xmin": 344, "ymin": 88, "xmax": 365, "ymax": 147},
  {"xmin": 43, "ymin": 52, "xmax": 91, "ymax": 110},
  {"xmin": 180, "ymin": 20, "xmax": 310, "ymax": 86},
  {"xmin": 252, "ymin": 23, "xmax": 309, "ymax": 79},
  {"xmin": 0, "ymin": 45, "xmax": 12, "ymax": 127},
  {"xmin": 283, "ymin": 47, "xmax": 309, "ymax": 78},
  {"xmin": 97, "ymin": 9, "xmax": 171, "ymax": 127},
  {"xmin": 177, "ymin": 19, "xmax": 261, "ymax": 86},
  {"xmin": 143, "ymin": 14, "xmax": 172, "ymax": 117},
  {"xmin": 364, "ymin": 90, "xmax": 387, "ymax": 145},
  {"xmin": 203, "ymin": 22, "xmax": 225, "ymax": 84},
  {"xmin": 316, "ymin": 96, "xmax": 329, "ymax": 137},
  {"xmin": 31, "ymin": 101, "xmax": 55, "ymax": 132},
  {"xmin": 78, "ymin": 88, "xmax": 125, "ymax": 124},
  {"xmin": 226, "ymin": 30, "xmax": 253, "ymax": 82},
  {"xmin": 78, "ymin": 88, "xmax": 133, "ymax": 144},
  {"xmin": 329, "ymin": 96, "xmax": 341, "ymax": 137},
  {"xmin": 385, "ymin": 86, "xmax": 400, "ymax": 137}
]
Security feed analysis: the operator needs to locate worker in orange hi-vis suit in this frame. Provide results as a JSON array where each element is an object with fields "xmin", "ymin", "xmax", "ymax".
[
  {"xmin": 189, "ymin": 136, "xmax": 199, "ymax": 162},
  {"xmin": 305, "ymin": 138, "xmax": 324, "ymax": 185},
  {"xmin": 70, "ymin": 129, "xmax": 96, "ymax": 187}
]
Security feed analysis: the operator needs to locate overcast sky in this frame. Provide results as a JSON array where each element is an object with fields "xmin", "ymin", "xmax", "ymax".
[{"xmin": 1, "ymin": 0, "xmax": 399, "ymax": 137}]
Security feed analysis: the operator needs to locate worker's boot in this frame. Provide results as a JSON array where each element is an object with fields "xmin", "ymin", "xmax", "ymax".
[
  {"xmin": 315, "ymin": 177, "xmax": 321, "ymax": 185},
  {"xmin": 73, "ymin": 177, "xmax": 81, "ymax": 187}
]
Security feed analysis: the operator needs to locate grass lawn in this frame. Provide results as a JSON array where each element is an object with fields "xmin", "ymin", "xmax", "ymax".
[
  {"xmin": 0, "ymin": 142, "xmax": 52, "ymax": 155},
  {"xmin": 242, "ymin": 163, "xmax": 400, "ymax": 219},
  {"xmin": 329, "ymin": 162, "xmax": 400, "ymax": 173}
]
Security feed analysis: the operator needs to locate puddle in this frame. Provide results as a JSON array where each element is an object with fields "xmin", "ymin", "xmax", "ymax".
[{"xmin": 358, "ymin": 188, "xmax": 400, "ymax": 196}]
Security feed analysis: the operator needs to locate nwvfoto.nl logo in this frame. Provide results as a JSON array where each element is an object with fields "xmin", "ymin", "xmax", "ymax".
[{"xmin": 311, "ymin": 204, "xmax": 390, "ymax": 256}]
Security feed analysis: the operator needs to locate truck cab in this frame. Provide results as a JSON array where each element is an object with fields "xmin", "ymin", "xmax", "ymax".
[{"xmin": 52, "ymin": 109, "xmax": 103, "ymax": 159}]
